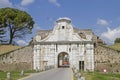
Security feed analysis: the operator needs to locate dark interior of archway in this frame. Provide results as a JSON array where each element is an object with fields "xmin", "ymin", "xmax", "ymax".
[{"xmin": 58, "ymin": 52, "xmax": 69, "ymax": 68}]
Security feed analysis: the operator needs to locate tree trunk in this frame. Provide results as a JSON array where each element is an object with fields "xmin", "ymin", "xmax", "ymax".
[
  {"xmin": 9, "ymin": 25, "xmax": 14, "ymax": 44},
  {"xmin": 9, "ymin": 32, "xmax": 13, "ymax": 44},
  {"xmin": 9, "ymin": 36, "xmax": 13, "ymax": 44}
]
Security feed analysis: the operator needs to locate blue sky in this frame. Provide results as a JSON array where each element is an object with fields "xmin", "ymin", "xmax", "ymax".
[{"xmin": 1, "ymin": 0, "xmax": 120, "ymax": 45}]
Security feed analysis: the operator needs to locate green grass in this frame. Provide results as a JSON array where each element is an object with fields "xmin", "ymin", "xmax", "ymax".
[
  {"xmin": 107, "ymin": 43, "xmax": 120, "ymax": 51},
  {"xmin": 81, "ymin": 72, "xmax": 120, "ymax": 80},
  {"xmin": 0, "ymin": 71, "xmax": 24, "ymax": 80},
  {"xmin": 74, "ymin": 75, "xmax": 77, "ymax": 80},
  {"xmin": 0, "ymin": 70, "xmax": 38, "ymax": 80}
]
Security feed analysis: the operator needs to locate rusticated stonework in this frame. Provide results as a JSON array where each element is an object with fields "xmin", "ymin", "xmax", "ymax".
[
  {"xmin": 95, "ymin": 45, "xmax": 120, "ymax": 72},
  {"xmin": 33, "ymin": 17, "xmax": 95, "ymax": 71}
]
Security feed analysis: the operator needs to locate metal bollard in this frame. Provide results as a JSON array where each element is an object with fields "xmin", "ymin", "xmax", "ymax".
[{"xmin": 7, "ymin": 72, "xmax": 11, "ymax": 80}]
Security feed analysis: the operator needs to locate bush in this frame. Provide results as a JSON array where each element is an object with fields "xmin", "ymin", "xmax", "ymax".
[{"xmin": 115, "ymin": 38, "xmax": 120, "ymax": 44}]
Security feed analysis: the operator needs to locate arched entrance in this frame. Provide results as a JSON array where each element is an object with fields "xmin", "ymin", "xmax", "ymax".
[{"xmin": 58, "ymin": 52, "xmax": 69, "ymax": 68}]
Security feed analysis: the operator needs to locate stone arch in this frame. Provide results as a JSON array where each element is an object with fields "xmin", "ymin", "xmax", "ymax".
[{"xmin": 57, "ymin": 52, "xmax": 70, "ymax": 68}]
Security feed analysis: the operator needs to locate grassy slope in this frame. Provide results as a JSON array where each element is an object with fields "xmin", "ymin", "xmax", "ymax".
[
  {"xmin": 0, "ymin": 70, "xmax": 37, "ymax": 80},
  {"xmin": 0, "ymin": 71, "xmax": 25, "ymax": 80},
  {"xmin": 82, "ymin": 72, "xmax": 120, "ymax": 80},
  {"xmin": 0, "ymin": 45, "xmax": 22, "ymax": 55},
  {"xmin": 107, "ymin": 43, "xmax": 120, "ymax": 51}
]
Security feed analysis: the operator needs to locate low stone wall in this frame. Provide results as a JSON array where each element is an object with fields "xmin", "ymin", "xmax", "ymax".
[
  {"xmin": 94, "ymin": 45, "xmax": 120, "ymax": 73},
  {"xmin": 0, "ymin": 46, "xmax": 33, "ymax": 71},
  {"xmin": 1, "ymin": 44, "xmax": 120, "ymax": 72}
]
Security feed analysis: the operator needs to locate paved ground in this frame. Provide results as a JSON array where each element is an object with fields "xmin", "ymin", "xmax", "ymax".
[{"xmin": 20, "ymin": 68, "xmax": 73, "ymax": 80}]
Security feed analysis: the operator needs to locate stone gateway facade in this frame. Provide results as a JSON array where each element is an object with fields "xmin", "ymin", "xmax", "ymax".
[{"xmin": 33, "ymin": 17, "xmax": 95, "ymax": 71}]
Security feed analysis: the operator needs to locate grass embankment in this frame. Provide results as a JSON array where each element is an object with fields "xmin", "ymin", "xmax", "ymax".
[
  {"xmin": 0, "ymin": 45, "xmax": 22, "ymax": 55},
  {"xmin": 81, "ymin": 72, "xmax": 120, "ymax": 80},
  {"xmin": 107, "ymin": 43, "xmax": 120, "ymax": 51},
  {"xmin": 0, "ymin": 70, "xmax": 37, "ymax": 80}
]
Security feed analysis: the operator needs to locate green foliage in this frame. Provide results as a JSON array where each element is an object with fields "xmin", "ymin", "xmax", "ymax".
[
  {"xmin": 0, "ymin": 16, "xmax": 6, "ymax": 43},
  {"xmin": 0, "ymin": 26, "xmax": 6, "ymax": 43},
  {"xmin": 0, "ymin": 7, "xmax": 34, "ymax": 44},
  {"xmin": 115, "ymin": 38, "xmax": 120, "ymax": 44}
]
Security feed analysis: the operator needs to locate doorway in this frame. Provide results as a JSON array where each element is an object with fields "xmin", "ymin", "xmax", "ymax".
[
  {"xmin": 58, "ymin": 52, "xmax": 69, "ymax": 68},
  {"xmin": 79, "ymin": 61, "xmax": 84, "ymax": 71}
]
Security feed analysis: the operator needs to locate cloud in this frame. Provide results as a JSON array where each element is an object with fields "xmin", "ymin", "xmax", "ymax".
[
  {"xmin": 16, "ymin": 40, "xmax": 28, "ymax": 46},
  {"xmin": 0, "ymin": 0, "xmax": 12, "ymax": 8},
  {"xmin": 101, "ymin": 27, "xmax": 120, "ymax": 44},
  {"xmin": 21, "ymin": 0, "xmax": 34, "ymax": 6},
  {"xmin": 49, "ymin": 0, "xmax": 61, "ymax": 7},
  {"xmin": 34, "ymin": 24, "xmax": 41, "ymax": 30},
  {"xmin": 97, "ymin": 19, "xmax": 109, "ymax": 26},
  {"xmin": 31, "ymin": 24, "xmax": 42, "ymax": 35},
  {"xmin": 14, "ymin": 4, "xmax": 27, "ymax": 11}
]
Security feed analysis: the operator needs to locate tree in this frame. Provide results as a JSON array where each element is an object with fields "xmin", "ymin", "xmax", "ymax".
[
  {"xmin": 0, "ymin": 14, "xmax": 6, "ymax": 43},
  {"xmin": 0, "ymin": 7, "xmax": 34, "ymax": 44},
  {"xmin": 114, "ymin": 38, "xmax": 120, "ymax": 44},
  {"xmin": 0, "ymin": 27, "xmax": 5, "ymax": 43}
]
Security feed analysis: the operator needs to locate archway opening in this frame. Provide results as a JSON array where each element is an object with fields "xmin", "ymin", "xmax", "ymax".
[{"xmin": 58, "ymin": 52, "xmax": 69, "ymax": 68}]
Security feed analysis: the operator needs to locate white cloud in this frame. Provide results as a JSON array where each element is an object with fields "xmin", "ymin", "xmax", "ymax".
[
  {"xmin": 101, "ymin": 27, "xmax": 120, "ymax": 44},
  {"xmin": 17, "ymin": 40, "xmax": 28, "ymax": 46},
  {"xmin": 21, "ymin": 0, "xmax": 34, "ymax": 6},
  {"xmin": 97, "ymin": 19, "xmax": 109, "ymax": 26},
  {"xmin": 49, "ymin": 0, "xmax": 60, "ymax": 7},
  {"xmin": 14, "ymin": 4, "xmax": 27, "ymax": 11},
  {"xmin": 31, "ymin": 24, "xmax": 42, "ymax": 35},
  {"xmin": 34, "ymin": 24, "xmax": 41, "ymax": 30},
  {"xmin": 0, "ymin": 0, "xmax": 12, "ymax": 8}
]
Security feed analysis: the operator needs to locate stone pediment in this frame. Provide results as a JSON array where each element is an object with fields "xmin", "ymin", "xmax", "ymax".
[
  {"xmin": 37, "ymin": 30, "xmax": 52, "ymax": 40},
  {"xmin": 34, "ymin": 17, "xmax": 100, "ymax": 43}
]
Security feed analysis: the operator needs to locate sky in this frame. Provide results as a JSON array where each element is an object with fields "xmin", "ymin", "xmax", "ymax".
[{"xmin": 0, "ymin": 0, "xmax": 120, "ymax": 45}]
